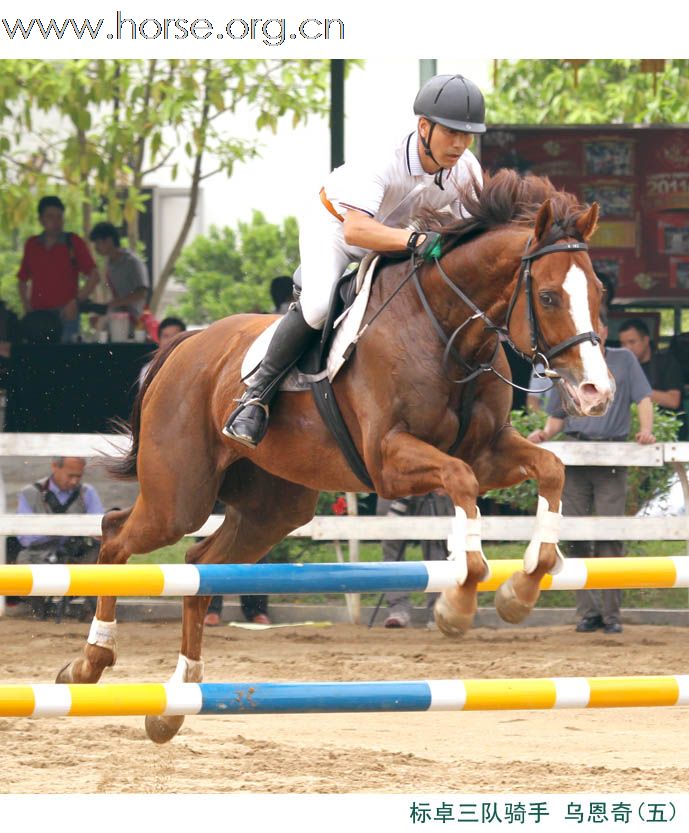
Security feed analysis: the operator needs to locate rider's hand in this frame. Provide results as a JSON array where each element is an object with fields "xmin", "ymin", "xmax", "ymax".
[
  {"xmin": 528, "ymin": 429, "xmax": 549, "ymax": 444},
  {"xmin": 635, "ymin": 430, "xmax": 656, "ymax": 445},
  {"xmin": 407, "ymin": 230, "xmax": 442, "ymax": 260}
]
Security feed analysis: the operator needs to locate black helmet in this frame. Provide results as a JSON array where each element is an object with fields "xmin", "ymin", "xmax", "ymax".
[{"xmin": 413, "ymin": 74, "xmax": 486, "ymax": 134}]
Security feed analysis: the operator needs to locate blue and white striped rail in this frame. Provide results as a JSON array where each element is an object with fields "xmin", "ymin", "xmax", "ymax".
[
  {"xmin": 2, "ymin": 556, "xmax": 689, "ymax": 596},
  {"xmin": 2, "ymin": 676, "xmax": 689, "ymax": 717}
]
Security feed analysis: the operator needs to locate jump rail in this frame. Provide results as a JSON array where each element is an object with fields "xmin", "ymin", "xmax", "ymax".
[
  {"xmin": 2, "ymin": 434, "xmax": 689, "ymax": 618},
  {"xmin": 2, "ymin": 676, "xmax": 688, "ymax": 717},
  {"xmin": 2, "ymin": 556, "xmax": 689, "ymax": 597},
  {"xmin": 2, "ymin": 513, "xmax": 689, "ymax": 541}
]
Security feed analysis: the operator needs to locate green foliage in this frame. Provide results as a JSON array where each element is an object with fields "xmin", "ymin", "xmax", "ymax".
[
  {"xmin": 485, "ymin": 405, "xmax": 681, "ymax": 515},
  {"xmin": 626, "ymin": 405, "xmax": 683, "ymax": 514},
  {"xmin": 0, "ymin": 59, "xmax": 331, "ymax": 309},
  {"xmin": 168, "ymin": 211, "xmax": 300, "ymax": 323},
  {"xmin": 0, "ymin": 247, "xmax": 21, "ymax": 313},
  {"xmin": 487, "ymin": 60, "xmax": 689, "ymax": 124},
  {"xmin": 483, "ymin": 410, "xmax": 552, "ymax": 513}
]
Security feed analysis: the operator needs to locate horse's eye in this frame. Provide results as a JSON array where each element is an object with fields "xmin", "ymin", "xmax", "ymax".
[{"xmin": 539, "ymin": 292, "xmax": 558, "ymax": 308}]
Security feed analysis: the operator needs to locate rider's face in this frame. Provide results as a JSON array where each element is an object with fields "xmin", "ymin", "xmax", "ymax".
[{"xmin": 419, "ymin": 119, "xmax": 473, "ymax": 171}]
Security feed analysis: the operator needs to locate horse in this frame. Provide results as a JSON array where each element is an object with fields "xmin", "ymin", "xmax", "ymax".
[{"xmin": 56, "ymin": 169, "xmax": 613, "ymax": 743}]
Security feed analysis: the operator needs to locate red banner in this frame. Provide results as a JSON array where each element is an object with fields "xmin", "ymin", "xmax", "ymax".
[{"xmin": 480, "ymin": 126, "xmax": 689, "ymax": 302}]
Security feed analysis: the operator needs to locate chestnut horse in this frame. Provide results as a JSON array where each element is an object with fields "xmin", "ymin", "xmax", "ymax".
[{"xmin": 57, "ymin": 170, "xmax": 613, "ymax": 743}]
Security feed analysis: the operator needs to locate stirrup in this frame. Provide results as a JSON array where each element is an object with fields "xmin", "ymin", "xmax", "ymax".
[
  {"xmin": 222, "ymin": 396, "xmax": 270, "ymax": 445},
  {"xmin": 235, "ymin": 396, "xmax": 270, "ymax": 416}
]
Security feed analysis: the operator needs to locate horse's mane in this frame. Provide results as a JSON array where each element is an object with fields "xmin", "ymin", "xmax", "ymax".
[
  {"xmin": 105, "ymin": 329, "xmax": 202, "ymax": 480},
  {"xmin": 431, "ymin": 168, "xmax": 589, "ymax": 247}
]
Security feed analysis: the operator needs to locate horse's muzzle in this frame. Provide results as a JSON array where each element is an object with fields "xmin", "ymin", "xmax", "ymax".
[{"xmin": 558, "ymin": 375, "xmax": 615, "ymax": 417}]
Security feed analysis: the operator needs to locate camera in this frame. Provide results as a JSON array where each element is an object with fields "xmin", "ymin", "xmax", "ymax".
[{"xmin": 54, "ymin": 536, "xmax": 97, "ymax": 563}]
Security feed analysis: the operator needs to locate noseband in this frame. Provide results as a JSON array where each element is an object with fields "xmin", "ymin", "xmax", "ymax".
[{"xmin": 414, "ymin": 237, "xmax": 601, "ymax": 389}]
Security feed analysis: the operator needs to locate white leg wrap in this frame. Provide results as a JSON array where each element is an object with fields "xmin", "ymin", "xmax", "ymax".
[
  {"xmin": 169, "ymin": 653, "xmax": 204, "ymax": 684},
  {"xmin": 524, "ymin": 495, "xmax": 565, "ymax": 575},
  {"xmin": 447, "ymin": 506, "xmax": 490, "ymax": 583},
  {"xmin": 87, "ymin": 618, "xmax": 117, "ymax": 657}
]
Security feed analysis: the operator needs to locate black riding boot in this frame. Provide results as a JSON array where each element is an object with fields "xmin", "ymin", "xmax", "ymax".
[{"xmin": 222, "ymin": 303, "xmax": 319, "ymax": 448}]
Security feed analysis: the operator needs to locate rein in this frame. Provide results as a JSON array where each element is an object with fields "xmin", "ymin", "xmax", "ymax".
[
  {"xmin": 412, "ymin": 236, "xmax": 601, "ymax": 390},
  {"xmin": 346, "ymin": 252, "xmax": 473, "ymax": 374}
]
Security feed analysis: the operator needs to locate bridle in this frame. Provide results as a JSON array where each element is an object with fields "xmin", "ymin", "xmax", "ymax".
[
  {"xmin": 414, "ymin": 236, "xmax": 601, "ymax": 390},
  {"xmin": 505, "ymin": 238, "xmax": 601, "ymax": 365}
]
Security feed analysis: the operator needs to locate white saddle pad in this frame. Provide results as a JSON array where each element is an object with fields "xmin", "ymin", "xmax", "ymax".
[{"xmin": 240, "ymin": 255, "xmax": 379, "ymax": 391}]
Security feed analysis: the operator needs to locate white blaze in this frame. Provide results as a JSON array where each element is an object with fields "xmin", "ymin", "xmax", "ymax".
[{"xmin": 562, "ymin": 265, "xmax": 610, "ymax": 391}]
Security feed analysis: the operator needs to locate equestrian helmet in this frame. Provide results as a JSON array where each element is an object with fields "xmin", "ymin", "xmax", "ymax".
[{"xmin": 414, "ymin": 74, "xmax": 486, "ymax": 134}]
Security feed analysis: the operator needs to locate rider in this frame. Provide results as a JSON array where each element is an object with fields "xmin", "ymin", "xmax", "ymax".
[{"xmin": 223, "ymin": 73, "xmax": 486, "ymax": 447}]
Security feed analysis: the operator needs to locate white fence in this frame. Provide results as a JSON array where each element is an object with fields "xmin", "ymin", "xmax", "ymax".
[{"xmin": 2, "ymin": 434, "xmax": 689, "ymax": 619}]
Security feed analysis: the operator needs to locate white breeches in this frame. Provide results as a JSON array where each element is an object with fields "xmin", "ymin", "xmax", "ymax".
[{"xmin": 298, "ymin": 203, "xmax": 368, "ymax": 329}]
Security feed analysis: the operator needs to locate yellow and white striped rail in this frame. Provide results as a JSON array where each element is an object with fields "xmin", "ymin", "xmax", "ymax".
[
  {"xmin": 1, "ymin": 556, "xmax": 689, "ymax": 597},
  {"xmin": 1, "ymin": 676, "xmax": 688, "ymax": 717}
]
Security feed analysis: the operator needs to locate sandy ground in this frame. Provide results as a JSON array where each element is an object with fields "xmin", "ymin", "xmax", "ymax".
[{"xmin": 0, "ymin": 618, "xmax": 688, "ymax": 794}]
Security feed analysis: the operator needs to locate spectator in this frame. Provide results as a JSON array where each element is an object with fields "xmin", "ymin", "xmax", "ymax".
[
  {"xmin": 377, "ymin": 492, "xmax": 453, "ymax": 629},
  {"xmin": 204, "ymin": 580, "xmax": 271, "ymax": 627},
  {"xmin": 528, "ymin": 310, "xmax": 655, "ymax": 635},
  {"xmin": 270, "ymin": 275, "xmax": 295, "ymax": 314},
  {"xmin": 618, "ymin": 318, "xmax": 683, "ymax": 413},
  {"xmin": 138, "ymin": 316, "xmax": 187, "ymax": 388},
  {"xmin": 156, "ymin": 316, "xmax": 187, "ymax": 348},
  {"xmin": 89, "ymin": 222, "xmax": 149, "ymax": 326},
  {"xmin": 17, "ymin": 196, "xmax": 101, "ymax": 343},
  {"xmin": 16, "ymin": 456, "xmax": 104, "ymax": 619}
]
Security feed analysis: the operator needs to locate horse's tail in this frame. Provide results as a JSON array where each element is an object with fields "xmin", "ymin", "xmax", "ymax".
[{"xmin": 106, "ymin": 330, "xmax": 201, "ymax": 480}]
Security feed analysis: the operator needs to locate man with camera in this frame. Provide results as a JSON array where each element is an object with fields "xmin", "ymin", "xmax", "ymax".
[{"xmin": 16, "ymin": 456, "xmax": 103, "ymax": 619}]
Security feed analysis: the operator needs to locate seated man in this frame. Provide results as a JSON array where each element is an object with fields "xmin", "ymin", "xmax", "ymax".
[
  {"xmin": 223, "ymin": 73, "xmax": 486, "ymax": 448},
  {"xmin": 17, "ymin": 456, "xmax": 104, "ymax": 619},
  {"xmin": 89, "ymin": 222, "xmax": 149, "ymax": 326}
]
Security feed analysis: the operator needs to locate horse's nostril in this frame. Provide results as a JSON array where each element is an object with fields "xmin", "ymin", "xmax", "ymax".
[
  {"xmin": 578, "ymin": 382, "xmax": 610, "ymax": 402},
  {"xmin": 579, "ymin": 383, "xmax": 599, "ymax": 399}
]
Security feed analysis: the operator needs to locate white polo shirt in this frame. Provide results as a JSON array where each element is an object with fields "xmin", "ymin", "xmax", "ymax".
[{"xmin": 323, "ymin": 131, "xmax": 482, "ymax": 226}]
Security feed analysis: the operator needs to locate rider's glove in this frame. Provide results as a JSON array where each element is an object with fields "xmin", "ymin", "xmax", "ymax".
[{"xmin": 407, "ymin": 230, "xmax": 442, "ymax": 261}]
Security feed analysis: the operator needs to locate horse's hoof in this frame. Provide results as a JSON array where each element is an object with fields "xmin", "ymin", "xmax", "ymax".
[
  {"xmin": 55, "ymin": 660, "xmax": 75, "ymax": 684},
  {"xmin": 433, "ymin": 596, "xmax": 473, "ymax": 638},
  {"xmin": 145, "ymin": 714, "xmax": 185, "ymax": 744},
  {"xmin": 495, "ymin": 576, "xmax": 534, "ymax": 624},
  {"xmin": 55, "ymin": 648, "xmax": 113, "ymax": 684}
]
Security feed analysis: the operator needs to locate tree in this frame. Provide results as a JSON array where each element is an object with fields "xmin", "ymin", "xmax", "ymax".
[
  {"xmin": 169, "ymin": 211, "xmax": 300, "ymax": 324},
  {"xmin": 0, "ymin": 248, "xmax": 21, "ymax": 314},
  {"xmin": 487, "ymin": 60, "xmax": 689, "ymax": 124},
  {"xmin": 0, "ymin": 59, "xmax": 330, "ymax": 312}
]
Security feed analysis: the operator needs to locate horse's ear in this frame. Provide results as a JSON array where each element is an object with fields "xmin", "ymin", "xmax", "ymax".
[
  {"xmin": 534, "ymin": 199, "xmax": 553, "ymax": 241},
  {"xmin": 575, "ymin": 202, "xmax": 599, "ymax": 241}
]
